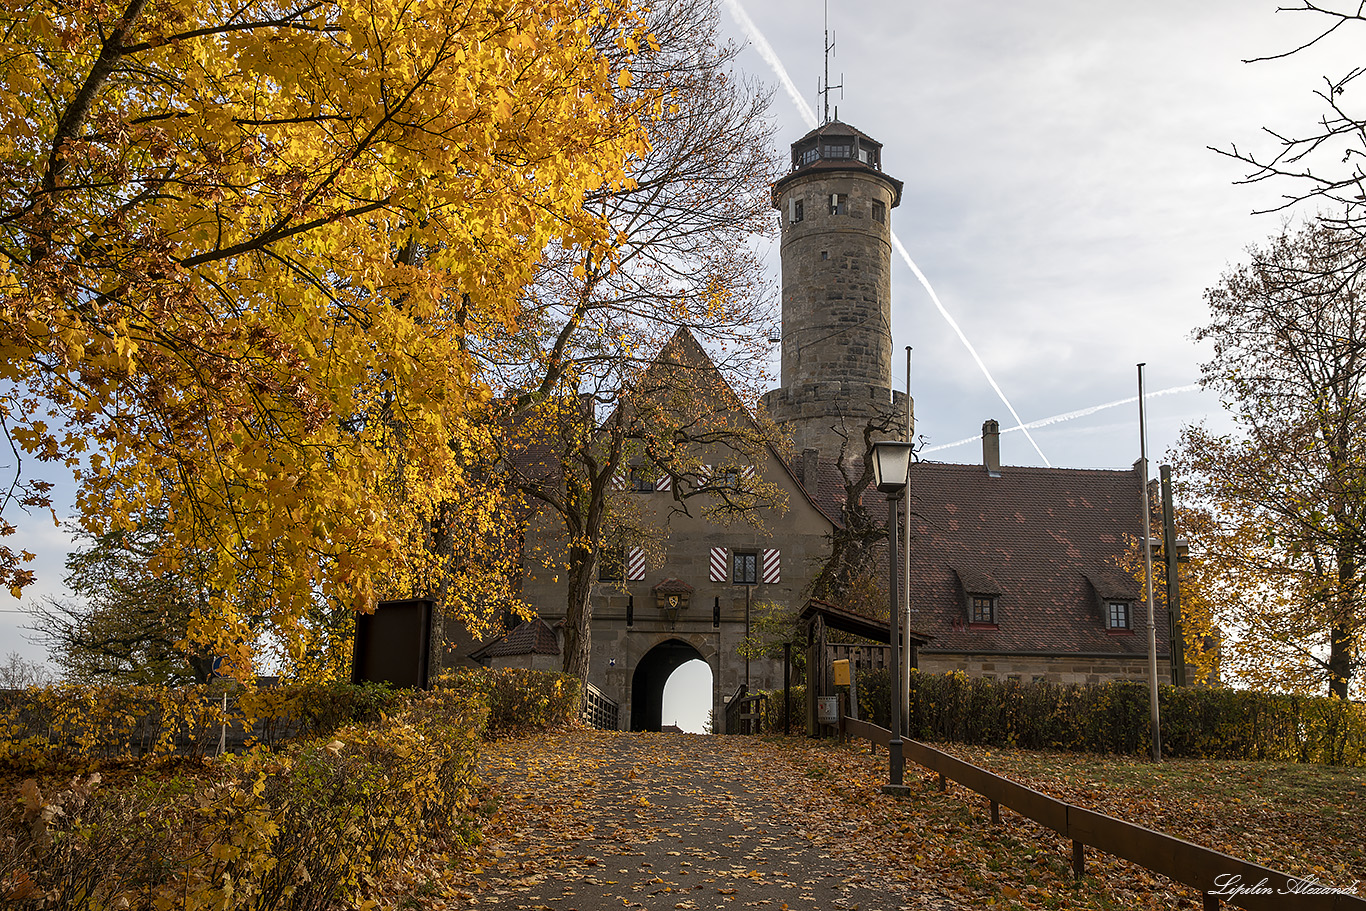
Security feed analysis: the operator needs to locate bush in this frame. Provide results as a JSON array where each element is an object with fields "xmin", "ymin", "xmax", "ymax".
[
  {"xmin": 0, "ymin": 689, "xmax": 486, "ymax": 910},
  {"xmin": 442, "ymin": 667, "xmax": 582, "ymax": 737},
  {"xmin": 902, "ymin": 671, "xmax": 1366, "ymax": 765}
]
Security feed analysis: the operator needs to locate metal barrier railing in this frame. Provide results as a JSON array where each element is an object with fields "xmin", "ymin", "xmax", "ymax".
[{"xmin": 842, "ymin": 715, "xmax": 1365, "ymax": 911}]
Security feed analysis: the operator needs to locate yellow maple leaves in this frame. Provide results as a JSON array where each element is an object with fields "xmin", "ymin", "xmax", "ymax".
[{"xmin": 0, "ymin": 0, "xmax": 656, "ymax": 676}]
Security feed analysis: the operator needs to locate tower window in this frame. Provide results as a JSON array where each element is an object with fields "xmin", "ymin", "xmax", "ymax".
[
  {"xmin": 830, "ymin": 194, "xmax": 847, "ymax": 216},
  {"xmin": 824, "ymin": 143, "xmax": 851, "ymax": 159},
  {"xmin": 872, "ymin": 200, "xmax": 886, "ymax": 224},
  {"xmin": 820, "ymin": 251, "xmax": 828, "ymax": 261},
  {"xmin": 789, "ymin": 198, "xmax": 804, "ymax": 224},
  {"xmin": 798, "ymin": 146, "xmax": 819, "ymax": 167}
]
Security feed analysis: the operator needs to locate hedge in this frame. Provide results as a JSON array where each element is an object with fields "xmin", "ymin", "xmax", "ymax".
[
  {"xmin": 755, "ymin": 670, "xmax": 1365, "ymax": 766},
  {"xmin": 901, "ymin": 671, "xmax": 1366, "ymax": 766}
]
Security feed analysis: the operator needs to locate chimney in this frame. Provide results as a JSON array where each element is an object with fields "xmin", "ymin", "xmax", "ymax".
[
  {"xmin": 982, "ymin": 420, "xmax": 1001, "ymax": 477},
  {"xmin": 800, "ymin": 448, "xmax": 820, "ymax": 487}
]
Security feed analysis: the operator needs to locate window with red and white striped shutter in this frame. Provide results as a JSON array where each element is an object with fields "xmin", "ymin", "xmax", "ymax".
[
  {"xmin": 763, "ymin": 548, "xmax": 781, "ymax": 584},
  {"xmin": 626, "ymin": 547, "xmax": 646, "ymax": 582},
  {"xmin": 654, "ymin": 474, "xmax": 672, "ymax": 492},
  {"xmin": 741, "ymin": 464, "xmax": 757, "ymax": 481},
  {"xmin": 709, "ymin": 546, "xmax": 727, "ymax": 582}
]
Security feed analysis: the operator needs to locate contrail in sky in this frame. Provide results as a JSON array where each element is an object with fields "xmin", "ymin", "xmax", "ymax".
[
  {"xmin": 890, "ymin": 235, "xmax": 1050, "ymax": 465},
  {"xmin": 921, "ymin": 384, "xmax": 1202, "ymax": 454},
  {"xmin": 723, "ymin": 0, "xmax": 1051, "ymax": 466},
  {"xmin": 721, "ymin": 0, "xmax": 818, "ymax": 128}
]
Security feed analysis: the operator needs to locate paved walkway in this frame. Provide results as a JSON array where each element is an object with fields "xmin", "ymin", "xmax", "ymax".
[{"xmin": 466, "ymin": 731, "xmax": 959, "ymax": 911}]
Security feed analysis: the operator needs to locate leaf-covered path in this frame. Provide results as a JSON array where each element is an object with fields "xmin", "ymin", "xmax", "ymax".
[
  {"xmin": 461, "ymin": 730, "xmax": 957, "ymax": 911},
  {"xmin": 422, "ymin": 730, "xmax": 1366, "ymax": 910}
]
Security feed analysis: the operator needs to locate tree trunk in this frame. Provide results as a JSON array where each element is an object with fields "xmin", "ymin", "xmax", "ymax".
[{"xmin": 561, "ymin": 545, "xmax": 597, "ymax": 691}]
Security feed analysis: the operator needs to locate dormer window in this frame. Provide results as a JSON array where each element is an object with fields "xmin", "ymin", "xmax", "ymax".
[
  {"xmin": 971, "ymin": 596, "xmax": 997, "ymax": 626},
  {"xmin": 824, "ymin": 143, "xmax": 851, "ymax": 159},
  {"xmin": 797, "ymin": 146, "xmax": 819, "ymax": 166},
  {"xmin": 1107, "ymin": 601, "xmax": 1132, "ymax": 631}
]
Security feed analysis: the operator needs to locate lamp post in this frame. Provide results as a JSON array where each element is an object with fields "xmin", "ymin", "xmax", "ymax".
[{"xmin": 871, "ymin": 439, "xmax": 914, "ymax": 795}]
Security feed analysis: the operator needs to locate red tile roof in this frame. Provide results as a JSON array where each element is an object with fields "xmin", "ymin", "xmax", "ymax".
[
  {"xmin": 904, "ymin": 461, "xmax": 1167, "ymax": 659},
  {"xmin": 469, "ymin": 618, "xmax": 561, "ymax": 660}
]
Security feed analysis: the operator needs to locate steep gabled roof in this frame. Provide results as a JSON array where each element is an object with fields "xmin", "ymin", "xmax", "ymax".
[
  {"xmin": 469, "ymin": 618, "xmax": 561, "ymax": 660},
  {"xmin": 905, "ymin": 461, "xmax": 1167, "ymax": 658}
]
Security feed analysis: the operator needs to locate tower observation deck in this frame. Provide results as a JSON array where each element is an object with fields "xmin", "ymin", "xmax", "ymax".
[{"xmin": 761, "ymin": 120, "xmax": 912, "ymax": 465}]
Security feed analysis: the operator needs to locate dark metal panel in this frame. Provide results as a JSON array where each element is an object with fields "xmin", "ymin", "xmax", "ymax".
[{"xmin": 350, "ymin": 598, "xmax": 434, "ymax": 689}]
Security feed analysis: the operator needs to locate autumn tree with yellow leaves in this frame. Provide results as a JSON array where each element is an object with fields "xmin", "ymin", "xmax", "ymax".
[
  {"xmin": 0, "ymin": 0, "xmax": 655, "ymax": 677},
  {"xmin": 1175, "ymin": 224, "xmax": 1366, "ymax": 699},
  {"xmin": 483, "ymin": 0, "xmax": 784, "ymax": 686}
]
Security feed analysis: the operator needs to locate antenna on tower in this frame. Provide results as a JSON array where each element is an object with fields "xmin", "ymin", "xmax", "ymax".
[{"xmin": 819, "ymin": 0, "xmax": 843, "ymax": 124}]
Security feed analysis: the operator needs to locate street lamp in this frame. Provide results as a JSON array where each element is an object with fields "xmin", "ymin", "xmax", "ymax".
[{"xmin": 871, "ymin": 440, "xmax": 913, "ymax": 795}]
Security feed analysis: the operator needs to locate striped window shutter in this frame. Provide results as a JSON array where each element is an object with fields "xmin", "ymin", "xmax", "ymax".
[
  {"xmin": 709, "ymin": 546, "xmax": 728, "ymax": 582},
  {"xmin": 626, "ymin": 547, "xmax": 646, "ymax": 582},
  {"xmin": 612, "ymin": 468, "xmax": 628, "ymax": 490},
  {"xmin": 655, "ymin": 474, "xmax": 672, "ymax": 492},
  {"xmin": 763, "ymin": 548, "xmax": 781, "ymax": 584},
  {"xmin": 741, "ymin": 464, "xmax": 757, "ymax": 481}
]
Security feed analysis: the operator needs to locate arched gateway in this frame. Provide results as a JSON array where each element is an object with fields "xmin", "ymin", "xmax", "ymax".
[{"xmin": 630, "ymin": 638, "xmax": 709, "ymax": 731}]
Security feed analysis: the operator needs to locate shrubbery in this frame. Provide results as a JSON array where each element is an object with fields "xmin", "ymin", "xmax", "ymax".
[
  {"xmin": 759, "ymin": 669, "xmax": 1365, "ymax": 767},
  {"xmin": 0, "ymin": 668, "xmax": 579, "ymax": 908},
  {"xmin": 444, "ymin": 667, "xmax": 582, "ymax": 736},
  {"xmin": 902, "ymin": 671, "xmax": 1366, "ymax": 766}
]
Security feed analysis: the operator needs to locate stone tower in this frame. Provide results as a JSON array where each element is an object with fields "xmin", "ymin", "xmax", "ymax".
[{"xmin": 761, "ymin": 120, "xmax": 911, "ymax": 465}]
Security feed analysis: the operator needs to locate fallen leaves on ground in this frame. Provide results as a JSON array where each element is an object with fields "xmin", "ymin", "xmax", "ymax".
[{"xmin": 374, "ymin": 730, "xmax": 1365, "ymax": 910}]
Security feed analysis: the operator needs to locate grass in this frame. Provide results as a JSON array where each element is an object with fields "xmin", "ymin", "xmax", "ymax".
[{"xmin": 766, "ymin": 735, "xmax": 1366, "ymax": 909}]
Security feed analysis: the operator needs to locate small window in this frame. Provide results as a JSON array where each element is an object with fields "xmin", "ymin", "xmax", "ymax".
[
  {"xmin": 858, "ymin": 147, "xmax": 870, "ymax": 164},
  {"xmin": 1108, "ymin": 601, "xmax": 1131, "ymax": 630},
  {"xmin": 798, "ymin": 146, "xmax": 819, "ymax": 166},
  {"xmin": 970, "ymin": 596, "xmax": 996, "ymax": 625},
  {"xmin": 715, "ymin": 467, "xmax": 740, "ymax": 488},
  {"xmin": 829, "ymin": 193, "xmax": 847, "ymax": 216},
  {"xmin": 598, "ymin": 544, "xmax": 624, "ymax": 582},
  {"xmin": 629, "ymin": 464, "xmax": 654, "ymax": 492},
  {"xmin": 733, "ymin": 552, "xmax": 758, "ymax": 585},
  {"xmin": 824, "ymin": 143, "xmax": 851, "ymax": 159},
  {"xmin": 820, "ymin": 250, "xmax": 828, "ymax": 261},
  {"xmin": 789, "ymin": 198, "xmax": 804, "ymax": 224},
  {"xmin": 872, "ymin": 200, "xmax": 886, "ymax": 224}
]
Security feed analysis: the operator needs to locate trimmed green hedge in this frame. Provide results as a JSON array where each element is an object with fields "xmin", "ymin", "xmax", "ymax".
[{"xmin": 897, "ymin": 671, "xmax": 1365, "ymax": 766}]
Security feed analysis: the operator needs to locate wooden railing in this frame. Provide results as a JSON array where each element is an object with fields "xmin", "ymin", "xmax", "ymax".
[
  {"xmin": 581, "ymin": 682, "xmax": 619, "ymax": 731},
  {"xmin": 843, "ymin": 715, "xmax": 1366, "ymax": 911}
]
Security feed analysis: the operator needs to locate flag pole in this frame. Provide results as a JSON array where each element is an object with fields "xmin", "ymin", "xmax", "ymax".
[{"xmin": 1138, "ymin": 363, "xmax": 1161, "ymax": 762}]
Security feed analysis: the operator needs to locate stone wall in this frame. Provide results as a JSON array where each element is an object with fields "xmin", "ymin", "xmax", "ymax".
[{"xmin": 919, "ymin": 653, "xmax": 1173, "ymax": 686}]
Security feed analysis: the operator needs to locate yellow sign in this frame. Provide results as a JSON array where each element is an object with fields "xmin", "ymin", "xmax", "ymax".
[{"xmin": 832, "ymin": 658, "xmax": 851, "ymax": 686}]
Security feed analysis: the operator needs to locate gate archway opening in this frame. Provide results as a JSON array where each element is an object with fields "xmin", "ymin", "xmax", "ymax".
[
  {"xmin": 661, "ymin": 659, "xmax": 713, "ymax": 733},
  {"xmin": 631, "ymin": 639, "xmax": 710, "ymax": 732}
]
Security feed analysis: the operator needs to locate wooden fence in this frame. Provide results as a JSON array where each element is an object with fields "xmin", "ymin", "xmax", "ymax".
[
  {"xmin": 581, "ymin": 681, "xmax": 619, "ymax": 731},
  {"xmin": 843, "ymin": 715, "xmax": 1366, "ymax": 911}
]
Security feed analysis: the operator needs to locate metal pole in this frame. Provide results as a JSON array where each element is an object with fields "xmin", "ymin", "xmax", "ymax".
[
  {"xmin": 902, "ymin": 345, "xmax": 913, "ymax": 735},
  {"xmin": 886, "ymin": 492, "xmax": 904, "ymax": 787},
  {"xmin": 1138, "ymin": 363, "xmax": 1162, "ymax": 762},
  {"xmin": 745, "ymin": 582, "xmax": 751, "ymax": 690},
  {"xmin": 783, "ymin": 642, "xmax": 791, "ymax": 736},
  {"xmin": 1160, "ymin": 464, "xmax": 1187, "ymax": 687}
]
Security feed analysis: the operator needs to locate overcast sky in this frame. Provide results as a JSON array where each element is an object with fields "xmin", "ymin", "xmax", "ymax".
[
  {"xmin": 722, "ymin": 0, "xmax": 1356, "ymax": 470},
  {"xmin": 3, "ymin": 0, "xmax": 1358, "ymax": 672}
]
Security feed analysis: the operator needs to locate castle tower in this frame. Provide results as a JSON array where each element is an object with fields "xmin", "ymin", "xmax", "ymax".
[{"xmin": 761, "ymin": 120, "xmax": 911, "ymax": 464}]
